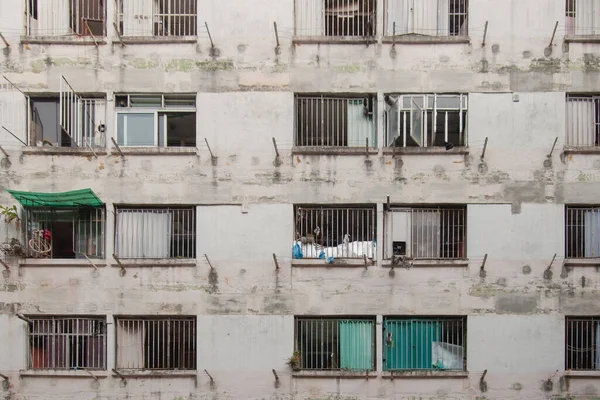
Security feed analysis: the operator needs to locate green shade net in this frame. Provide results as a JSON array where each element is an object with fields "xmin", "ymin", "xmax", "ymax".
[{"xmin": 7, "ymin": 189, "xmax": 104, "ymax": 208}]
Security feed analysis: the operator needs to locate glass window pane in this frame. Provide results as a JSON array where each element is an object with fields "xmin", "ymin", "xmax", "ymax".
[
  {"xmin": 118, "ymin": 113, "xmax": 155, "ymax": 146},
  {"xmin": 129, "ymin": 96, "xmax": 162, "ymax": 107},
  {"xmin": 158, "ymin": 114, "xmax": 166, "ymax": 147},
  {"xmin": 436, "ymin": 96, "xmax": 461, "ymax": 109}
]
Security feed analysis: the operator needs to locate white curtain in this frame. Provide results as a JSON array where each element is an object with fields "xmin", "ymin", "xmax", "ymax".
[
  {"xmin": 122, "ymin": 0, "xmax": 155, "ymax": 36},
  {"xmin": 437, "ymin": 0, "xmax": 449, "ymax": 36},
  {"xmin": 295, "ymin": 0, "xmax": 324, "ymax": 36},
  {"xmin": 347, "ymin": 100, "xmax": 373, "ymax": 147},
  {"xmin": 585, "ymin": 210, "xmax": 600, "ymax": 258},
  {"xmin": 36, "ymin": 0, "xmax": 71, "ymax": 36},
  {"xmin": 389, "ymin": 0, "xmax": 449, "ymax": 36},
  {"xmin": 575, "ymin": 0, "xmax": 600, "ymax": 35},
  {"xmin": 413, "ymin": 0, "xmax": 438, "ymax": 35},
  {"xmin": 117, "ymin": 321, "xmax": 145, "ymax": 369},
  {"xmin": 0, "ymin": 86, "xmax": 27, "ymax": 148},
  {"xmin": 412, "ymin": 210, "xmax": 441, "ymax": 258},
  {"xmin": 116, "ymin": 211, "xmax": 172, "ymax": 258},
  {"xmin": 567, "ymin": 98, "xmax": 595, "ymax": 146}
]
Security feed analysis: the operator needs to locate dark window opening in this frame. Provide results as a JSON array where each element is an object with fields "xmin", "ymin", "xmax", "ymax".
[
  {"xmin": 566, "ymin": 317, "xmax": 600, "ymax": 371},
  {"xmin": 324, "ymin": 0, "xmax": 375, "ymax": 37},
  {"xmin": 69, "ymin": 0, "xmax": 106, "ymax": 36}
]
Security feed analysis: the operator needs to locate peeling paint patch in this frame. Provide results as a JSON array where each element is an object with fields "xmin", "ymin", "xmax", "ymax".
[{"xmin": 495, "ymin": 294, "xmax": 537, "ymax": 314}]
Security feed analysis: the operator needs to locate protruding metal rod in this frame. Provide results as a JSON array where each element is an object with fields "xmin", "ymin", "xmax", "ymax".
[
  {"xmin": 480, "ymin": 254, "xmax": 488, "ymax": 271},
  {"xmin": 365, "ymin": 137, "xmax": 369, "ymax": 156},
  {"xmin": 87, "ymin": 142, "xmax": 98, "ymax": 159},
  {"xmin": 205, "ymin": 22, "xmax": 215, "ymax": 49},
  {"xmin": 392, "ymin": 22, "xmax": 396, "ymax": 47},
  {"xmin": 547, "ymin": 253, "xmax": 557, "ymax": 270},
  {"xmin": 204, "ymin": 254, "xmax": 214, "ymax": 270},
  {"xmin": 273, "ymin": 253, "xmax": 279, "ymax": 270},
  {"xmin": 17, "ymin": 314, "xmax": 32, "ymax": 324},
  {"xmin": 0, "ymin": 145, "xmax": 10, "ymax": 158},
  {"xmin": 272, "ymin": 137, "xmax": 280, "ymax": 157},
  {"xmin": 549, "ymin": 21, "xmax": 559, "ymax": 47},
  {"xmin": 481, "ymin": 369, "xmax": 488, "ymax": 382},
  {"xmin": 548, "ymin": 137, "xmax": 558, "ymax": 158},
  {"xmin": 2, "ymin": 76, "xmax": 25, "ymax": 94},
  {"xmin": 81, "ymin": 254, "xmax": 98, "ymax": 270},
  {"xmin": 81, "ymin": 367, "xmax": 98, "ymax": 380},
  {"xmin": 204, "ymin": 138, "xmax": 216, "ymax": 161},
  {"xmin": 272, "ymin": 369, "xmax": 279, "ymax": 381},
  {"xmin": 112, "ymin": 254, "xmax": 126, "ymax": 275},
  {"xmin": 2, "ymin": 126, "xmax": 27, "ymax": 146},
  {"xmin": 112, "ymin": 23, "xmax": 125, "ymax": 47},
  {"xmin": 204, "ymin": 369, "xmax": 214, "ymax": 383},
  {"xmin": 111, "ymin": 137, "xmax": 124, "ymax": 158},
  {"xmin": 0, "ymin": 32, "xmax": 9, "ymax": 48},
  {"xmin": 112, "ymin": 368, "xmax": 125, "ymax": 380},
  {"xmin": 386, "ymin": 194, "xmax": 390, "ymax": 212},
  {"xmin": 0, "ymin": 373, "xmax": 7, "ymax": 380},
  {"xmin": 363, "ymin": 254, "xmax": 368, "ymax": 269},
  {"xmin": 482, "ymin": 21, "xmax": 488, "ymax": 47},
  {"xmin": 85, "ymin": 21, "xmax": 99, "ymax": 48},
  {"xmin": 273, "ymin": 22, "xmax": 280, "ymax": 49},
  {"xmin": 0, "ymin": 259, "xmax": 9, "ymax": 270},
  {"xmin": 481, "ymin": 137, "xmax": 488, "ymax": 160}
]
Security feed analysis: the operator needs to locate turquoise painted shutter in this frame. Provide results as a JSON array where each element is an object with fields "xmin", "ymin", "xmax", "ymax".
[
  {"xmin": 385, "ymin": 320, "xmax": 440, "ymax": 370},
  {"xmin": 340, "ymin": 320, "xmax": 373, "ymax": 370}
]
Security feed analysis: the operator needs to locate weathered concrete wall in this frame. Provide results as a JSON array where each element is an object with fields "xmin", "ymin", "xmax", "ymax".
[{"xmin": 1, "ymin": 0, "xmax": 600, "ymax": 399}]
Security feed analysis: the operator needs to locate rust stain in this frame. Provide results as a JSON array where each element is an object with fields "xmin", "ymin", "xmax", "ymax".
[
  {"xmin": 296, "ymin": 156, "xmax": 301, "ymax": 163},
  {"xmin": 385, "ymin": 160, "xmax": 392, "ymax": 165},
  {"xmin": 98, "ymin": 163, "xmax": 105, "ymax": 171}
]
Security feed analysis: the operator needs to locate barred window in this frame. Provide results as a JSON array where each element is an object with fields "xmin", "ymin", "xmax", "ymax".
[
  {"xmin": 566, "ymin": 96, "xmax": 600, "ymax": 147},
  {"xmin": 294, "ymin": 0, "xmax": 376, "ymax": 37},
  {"xmin": 384, "ymin": 0, "xmax": 468, "ymax": 37},
  {"xmin": 566, "ymin": 206, "xmax": 600, "ymax": 258},
  {"xmin": 116, "ymin": 0, "xmax": 197, "ymax": 37}
]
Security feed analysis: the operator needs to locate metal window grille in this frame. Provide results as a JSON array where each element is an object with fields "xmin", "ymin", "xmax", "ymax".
[
  {"xmin": 28, "ymin": 316, "xmax": 107, "ymax": 370},
  {"xmin": 24, "ymin": 207, "xmax": 105, "ymax": 259},
  {"xmin": 116, "ymin": 317, "xmax": 197, "ymax": 370},
  {"xmin": 295, "ymin": 95, "xmax": 377, "ymax": 147},
  {"xmin": 294, "ymin": 205, "xmax": 376, "ymax": 259},
  {"xmin": 565, "ymin": 206, "xmax": 600, "ymax": 258},
  {"xmin": 384, "ymin": 207, "xmax": 466, "ymax": 260},
  {"xmin": 566, "ymin": 0, "xmax": 600, "ymax": 35},
  {"xmin": 115, "ymin": 207, "xmax": 196, "ymax": 259},
  {"xmin": 383, "ymin": 317, "xmax": 466, "ymax": 371},
  {"xmin": 26, "ymin": 0, "xmax": 106, "ymax": 36},
  {"xmin": 295, "ymin": 317, "xmax": 375, "ymax": 371},
  {"xmin": 566, "ymin": 317, "xmax": 600, "ymax": 371},
  {"xmin": 385, "ymin": 94, "xmax": 467, "ymax": 148},
  {"xmin": 116, "ymin": 0, "xmax": 198, "ymax": 37},
  {"xmin": 566, "ymin": 96, "xmax": 600, "ymax": 147},
  {"xmin": 384, "ymin": 0, "xmax": 468, "ymax": 37},
  {"xmin": 294, "ymin": 0, "xmax": 376, "ymax": 37}
]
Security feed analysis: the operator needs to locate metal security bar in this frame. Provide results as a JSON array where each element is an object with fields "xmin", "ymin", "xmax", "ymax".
[
  {"xmin": 115, "ymin": 207, "xmax": 196, "ymax": 259},
  {"xmin": 25, "ymin": 207, "xmax": 105, "ymax": 259},
  {"xmin": 566, "ymin": 317, "xmax": 600, "ymax": 370},
  {"xmin": 294, "ymin": 206, "xmax": 376, "ymax": 259},
  {"xmin": 26, "ymin": 0, "xmax": 106, "ymax": 36},
  {"xmin": 384, "ymin": 0, "xmax": 468, "ymax": 37},
  {"xmin": 295, "ymin": 318, "xmax": 375, "ymax": 371},
  {"xmin": 565, "ymin": 0, "xmax": 600, "ymax": 36},
  {"xmin": 116, "ymin": 0, "xmax": 198, "ymax": 37},
  {"xmin": 385, "ymin": 94, "xmax": 467, "ymax": 148},
  {"xmin": 294, "ymin": 0, "xmax": 376, "ymax": 37},
  {"xmin": 295, "ymin": 95, "xmax": 377, "ymax": 147},
  {"xmin": 116, "ymin": 317, "xmax": 196, "ymax": 370},
  {"xmin": 383, "ymin": 317, "xmax": 465, "ymax": 371},
  {"xmin": 566, "ymin": 206, "xmax": 600, "ymax": 258},
  {"xmin": 28, "ymin": 316, "xmax": 106, "ymax": 370},
  {"xmin": 566, "ymin": 96, "xmax": 600, "ymax": 147},
  {"xmin": 384, "ymin": 207, "xmax": 466, "ymax": 260}
]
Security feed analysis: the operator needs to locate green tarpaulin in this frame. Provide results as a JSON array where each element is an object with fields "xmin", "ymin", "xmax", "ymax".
[{"xmin": 7, "ymin": 189, "xmax": 103, "ymax": 208}]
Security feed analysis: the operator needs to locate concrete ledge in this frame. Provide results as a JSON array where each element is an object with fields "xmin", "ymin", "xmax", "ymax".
[
  {"xmin": 292, "ymin": 146, "xmax": 378, "ymax": 156},
  {"xmin": 564, "ymin": 258, "xmax": 600, "ymax": 267},
  {"xmin": 293, "ymin": 36, "xmax": 377, "ymax": 45},
  {"xmin": 21, "ymin": 36, "xmax": 106, "ymax": 45},
  {"xmin": 113, "ymin": 370, "xmax": 197, "ymax": 378},
  {"xmin": 111, "ymin": 259, "xmax": 196, "ymax": 267},
  {"xmin": 110, "ymin": 147, "xmax": 198, "ymax": 156},
  {"xmin": 20, "ymin": 370, "xmax": 108, "ymax": 378},
  {"xmin": 382, "ymin": 147, "xmax": 469, "ymax": 155},
  {"xmin": 292, "ymin": 258, "xmax": 374, "ymax": 268},
  {"xmin": 19, "ymin": 259, "xmax": 106, "ymax": 267},
  {"xmin": 292, "ymin": 370, "xmax": 376, "ymax": 378},
  {"xmin": 382, "ymin": 259, "xmax": 469, "ymax": 267},
  {"xmin": 565, "ymin": 371, "xmax": 600, "ymax": 378},
  {"xmin": 381, "ymin": 370, "xmax": 468, "ymax": 379},
  {"xmin": 562, "ymin": 146, "xmax": 600, "ymax": 154},
  {"xmin": 118, "ymin": 37, "xmax": 198, "ymax": 44},
  {"xmin": 382, "ymin": 35, "xmax": 470, "ymax": 44},
  {"xmin": 22, "ymin": 147, "xmax": 107, "ymax": 156},
  {"xmin": 564, "ymin": 35, "xmax": 600, "ymax": 43}
]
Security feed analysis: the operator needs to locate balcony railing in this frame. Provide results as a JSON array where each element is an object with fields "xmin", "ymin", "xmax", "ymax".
[
  {"xmin": 294, "ymin": 0, "xmax": 376, "ymax": 37},
  {"xmin": 566, "ymin": 317, "xmax": 600, "ymax": 371},
  {"xmin": 115, "ymin": 0, "xmax": 198, "ymax": 37},
  {"xmin": 384, "ymin": 0, "xmax": 468, "ymax": 37},
  {"xmin": 26, "ymin": 0, "xmax": 106, "ymax": 37}
]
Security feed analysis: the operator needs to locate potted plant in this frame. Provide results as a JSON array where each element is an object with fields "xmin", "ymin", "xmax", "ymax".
[
  {"xmin": 0, "ymin": 205, "xmax": 25, "ymax": 258},
  {"xmin": 287, "ymin": 351, "xmax": 301, "ymax": 371}
]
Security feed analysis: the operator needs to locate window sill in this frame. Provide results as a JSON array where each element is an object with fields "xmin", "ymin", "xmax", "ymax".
[
  {"xmin": 564, "ymin": 35, "xmax": 600, "ymax": 43},
  {"xmin": 382, "ymin": 147, "xmax": 469, "ymax": 156},
  {"xmin": 292, "ymin": 146, "xmax": 378, "ymax": 156},
  {"xmin": 118, "ymin": 36, "xmax": 198, "ymax": 45},
  {"xmin": 381, "ymin": 370, "xmax": 468, "ymax": 379},
  {"xmin": 292, "ymin": 258, "xmax": 375, "ymax": 267},
  {"xmin": 22, "ymin": 147, "xmax": 107, "ymax": 156},
  {"xmin": 111, "ymin": 259, "xmax": 196, "ymax": 267},
  {"xmin": 18, "ymin": 259, "xmax": 106, "ymax": 267},
  {"xmin": 292, "ymin": 36, "xmax": 377, "ymax": 45},
  {"xmin": 562, "ymin": 146, "xmax": 600, "ymax": 154},
  {"xmin": 565, "ymin": 371, "xmax": 600, "ymax": 378},
  {"xmin": 292, "ymin": 370, "xmax": 376, "ymax": 378},
  {"xmin": 21, "ymin": 36, "xmax": 107, "ymax": 45},
  {"xmin": 382, "ymin": 35, "xmax": 470, "ymax": 44},
  {"xmin": 20, "ymin": 370, "xmax": 108, "ymax": 378},
  {"xmin": 381, "ymin": 259, "xmax": 469, "ymax": 267},
  {"xmin": 111, "ymin": 147, "xmax": 197, "ymax": 156},
  {"xmin": 113, "ymin": 370, "xmax": 197, "ymax": 378},
  {"xmin": 563, "ymin": 258, "xmax": 600, "ymax": 267}
]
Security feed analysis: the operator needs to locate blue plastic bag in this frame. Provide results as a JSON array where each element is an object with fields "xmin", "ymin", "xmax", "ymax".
[
  {"xmin": 293, "ymin": 243, "xmax": 303, "ymax": 259},
  {"xmin": 319, "ymin": 250, "xmax": 325, "ymax": 259}
]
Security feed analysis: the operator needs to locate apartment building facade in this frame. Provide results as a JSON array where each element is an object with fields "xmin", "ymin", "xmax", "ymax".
[{"xmin": 0, "ymin": 0, "xmax": 599, "ymax": 399}]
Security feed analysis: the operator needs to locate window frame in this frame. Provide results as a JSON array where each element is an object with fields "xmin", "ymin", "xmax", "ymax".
[
  {"xmin": 293, "ymin": 0, "xmax": 377, "ymax": 39},
  {"xmin": 565, "ymin": 205, "xmax": 600, "ymax": 259},
  {"xmin": 565, "ymin": 316, "xmax": 600, "ymax": 371},
  {"xmin": 383, "ymin": 0, "xmax": 469, "ymax": 38}
]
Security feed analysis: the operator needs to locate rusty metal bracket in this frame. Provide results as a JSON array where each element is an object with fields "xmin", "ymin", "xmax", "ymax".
[
  {"xmin": 17, "ymin": 314, "xmax": 32, "ymax": 324},
  {"xmin": 480, "ymin": 369, "xmax": 488, "ymax": 392},
  {"xmin": 273, "ymin": 22, "xmax": 280, "ymax": 54},
  {"xmin": 113, "ymin": 254, "xmax": 126, "ymax": 276},
  {"xmin": 547, "ymin": 253, "xmax": 557, "ymax": 272},
  {"xmin": 112, "ymin": 368, "xmax": 126, "ymax": 382},
  {"xmin": 481, "ymin": 137, "xmax": 488, "ymax": 160},
  {"xmin": 204, "ymin": 138, "xmax": 217, "ymax": 163},
  {"xmin": 479, "ymin": 254, "xmax": 488, "ymax": 278},
  {"xmin": 204, "ymin": 369, "xmax": 215, "ymax": 385},
  {"xmin": 482, "ymin": 21, "xmax": 488, "ymax": 47},
  {"xmin": 112, "ymin": 23, "xmax": 125, "ymax": 47},
  {"xmin": 0, "ymin": 32, "xmax": 9, "ymax": 48},
  {"xmin": 204, "ymin": 254, "xmax": 215, "ymax": 271},
  {"xmin": 111, "ymin": 137, "xmax": 125, "ymax": 158},
  {"xmin": 85, "ymin": 21, "xmax": 99, "ymax": 48},
  {"xmin": 0, "ymin": 259, "xmax": 9, "ymax": 270},
  {"xmin": 205, "ymin": 22, "xmax": 215, "ymax": 50},
  {"xmin": 273, "ymin": 253, "xmax": 279, "ymax": 270},
  {"xmin": 547, "ymin": 137, "xmax": 558, "ymax": 159},
  {"xmin": 272, "ymin": 369, "xmax": 279, "ymax": 381}
]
